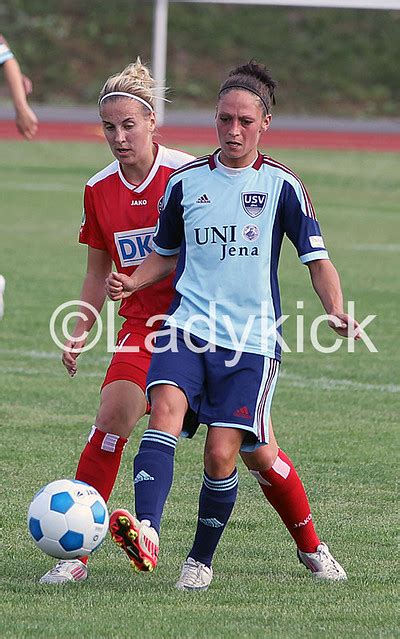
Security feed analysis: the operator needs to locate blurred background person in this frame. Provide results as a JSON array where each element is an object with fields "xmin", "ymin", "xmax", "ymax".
[
  {"xmin": 0, "ymin": 33, "xmax": 38, "ymax": 140},
  {"xmin": 0, "ymin": 34, "xmax": 39, "ymax": 320}
]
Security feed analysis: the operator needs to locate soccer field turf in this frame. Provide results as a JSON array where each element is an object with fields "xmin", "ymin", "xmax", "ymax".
[{"xmin": 0, "ymin": 140, "xmax": 398, "ymax": 638}]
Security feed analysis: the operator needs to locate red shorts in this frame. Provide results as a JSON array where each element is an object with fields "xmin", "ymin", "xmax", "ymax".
[{"xmin": 101, "ymin": 323, "xmax": 155, "ymax": 398}]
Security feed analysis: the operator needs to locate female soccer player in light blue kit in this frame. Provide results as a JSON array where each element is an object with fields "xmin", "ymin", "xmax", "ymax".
[{"xmin": 106, "ymin": 62, "xmax": 360, "ymax": 590}]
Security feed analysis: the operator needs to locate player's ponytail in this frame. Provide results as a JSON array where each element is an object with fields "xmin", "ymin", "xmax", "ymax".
[{"xmin": 218, "ymin": 61, "xmax": 277, "ymax": 115}]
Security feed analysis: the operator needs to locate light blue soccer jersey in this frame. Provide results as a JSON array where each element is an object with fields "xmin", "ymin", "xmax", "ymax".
[{"xmin": 153, "ymin": 150, "xmax": 329, "ymax": 360}]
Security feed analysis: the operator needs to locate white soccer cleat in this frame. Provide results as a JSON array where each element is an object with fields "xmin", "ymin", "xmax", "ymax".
[
  {"xmin": 176, "ymin": 556, "xmax": 213, "ymax": 591},
  {"xmin": 39, "ymin": 559, "xmax": 88, "ymax": 584},
  {"xmin": 0, "ymin": 275, "xmax": 5, "ymax": 319},
  {"xmin": 297, "ymin": 542, "xmax": 347, "ymax": 581}
]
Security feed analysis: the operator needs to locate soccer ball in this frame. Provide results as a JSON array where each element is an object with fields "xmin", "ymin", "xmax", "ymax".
[{"xmin": 27, "ymin": 479, "xmax": 109, "ymax": 559}]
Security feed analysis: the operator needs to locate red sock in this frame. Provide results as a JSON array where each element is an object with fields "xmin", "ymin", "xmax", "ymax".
[
  {"xmin": 75, "ymin": 425, "xmax": 128, "ymax": 564},
  {"xmin": 253, "ymin": 449, "xmax": 320, "ymax": 553},
  {"xmin": 76, "ymin": 425, "xmax": 128, "ymax": 501}
]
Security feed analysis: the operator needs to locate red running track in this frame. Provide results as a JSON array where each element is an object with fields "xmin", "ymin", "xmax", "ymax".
[{"xmin": 0, "ymin": 119, "xmax": 399, "ymax": 152}]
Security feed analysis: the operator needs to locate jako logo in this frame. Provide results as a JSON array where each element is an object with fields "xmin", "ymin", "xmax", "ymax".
[
  {"xmin": 241, "ymin": 192, "xmax": 268, "ymax": 217},
  {"xmin": 293, "ymin": 513, "xmax": 313, "ymax": 528},
  {"xmin": 114, "ymin": 227, "xmax": 154, "ymax": 266}
]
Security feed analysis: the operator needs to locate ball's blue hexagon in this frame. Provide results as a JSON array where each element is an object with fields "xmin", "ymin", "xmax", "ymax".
[
  {"xmin": 59, "ymin": 530, "xmax": 84, "ymax": 551},
  {"xmin": 91, "ymin": 500, "xmax": 106, "ymax": 524},
  {"xmin": 29, "ymin": 517, "xmax": 43, "ymax": 541},
  {"xmin": 50, "ymin": 491, "xmax": 75, "ymax": 514}
]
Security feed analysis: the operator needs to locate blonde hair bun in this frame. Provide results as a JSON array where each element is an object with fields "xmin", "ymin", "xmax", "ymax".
[{"xmin": 99, "ymin": 57, "xmax": 159, "ymax": 111}]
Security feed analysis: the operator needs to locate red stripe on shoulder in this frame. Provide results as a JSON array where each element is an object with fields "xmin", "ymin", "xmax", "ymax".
[
  {"xmin": 252, "ymin": 152, "xmax": 264, "ymax": 170},
  {"xmin": 169, "ymin": 157, "xmax": 210, "ymax": 179},
  {"xmin": 263, "ymin": 157, "xmax": 316, "ymax": 219}
]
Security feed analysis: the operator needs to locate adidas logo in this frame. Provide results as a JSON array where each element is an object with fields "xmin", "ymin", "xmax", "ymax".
[
  {"xmin": 199, "ymin": 517, "xmax": 224, "ymax": 528},
  {"xmin": 134, "ymin": 470, "xmax": 155, "ymax": 484},
  {"xmin": 233, "ymin": 406, "xmax": 252, "ymax": 419},
  {"xmin": 196, "ymin": 193, "xmax": 211, "ymax": 204}
]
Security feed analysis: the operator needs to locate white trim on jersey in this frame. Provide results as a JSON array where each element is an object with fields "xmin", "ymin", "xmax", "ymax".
[
  {"xmin": 87, "ymin": 161, "xmax": 119, "ymax": 187},
  {"xmin": 152, "ymin": 241, "xmax": 180, "ymax": 256},
  {"xmin": 118, "ymin": 145, "xmax": 194, "ymax": 193},
  {"xmin": 300, "ymin": 249, "xmax": 329, "ymax": 263},
  {"xmin": 159, "ymin": 146, "xmax": 195, "ymax": 170},
  {"xmin": 0, "ymin": 49, "xmax": 13, "ymax": 64},
  {"xmin": 86, "ymin": 145, "xmax": 194, "ymax": 192}
]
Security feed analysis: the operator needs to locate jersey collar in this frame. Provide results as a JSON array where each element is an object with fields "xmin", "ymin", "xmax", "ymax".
[
  {"xmin": 209, "ymin": 149, "xmax": 264, "ymax": 171},
  {"xmin": 117, "ymin": 143, "xmax": 163, "ymax": 193}
]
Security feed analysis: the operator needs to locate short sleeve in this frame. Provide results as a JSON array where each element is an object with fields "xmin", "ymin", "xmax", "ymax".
[
  {"xmin": 79, "ymin": 185, "xmax": 107, "ymax": 250},
  {"xmin": 280, "ymin": 180, "xmax": 329, "ymax": 264},
  {"xmin": 152, "ymin": 180, "xmax": 184, "ymax": 256},
  {"xmin": 0, "ymin": 34, "xmax": 14, "ymax": 65}
]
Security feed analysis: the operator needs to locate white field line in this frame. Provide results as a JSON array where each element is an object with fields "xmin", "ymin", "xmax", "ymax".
[
  {"xmin": 0, "ymin": 348, "xmax": 398, "ymax": 394},
  {"xmin": 351, "ymin": 244, "xmax": 400, "ymax": 252},
  {"xmin": 0, "ymin": 348, "xmax": 109, "ymax": 363},
  {"xmin": 279, "ymin": 371, "xmax": 399, "ymax": 394},
  {"xmin": 0, "ymin": 349, "xmax": 59, "ymax": 360},
  {"xmin": 0, "ymin": 366, "xmax": 102, "ymax": 378},
  {"xmin": 0, "ymin": 182, "xmax": 80, "ymax": 192}
]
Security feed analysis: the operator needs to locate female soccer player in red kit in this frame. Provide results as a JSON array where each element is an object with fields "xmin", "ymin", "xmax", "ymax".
[
  {"xmin": 39, "ymin": 59, "xmax": 192, "ymax": 583},
  {"xmin": 40, "ymin": 59, "xmax": 346, "ymax": 586}
]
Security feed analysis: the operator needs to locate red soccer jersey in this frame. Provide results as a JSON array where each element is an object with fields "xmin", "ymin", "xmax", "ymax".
[{"xmin": 79, "ymin": 143, "xmax": 194, "ymax": 324}]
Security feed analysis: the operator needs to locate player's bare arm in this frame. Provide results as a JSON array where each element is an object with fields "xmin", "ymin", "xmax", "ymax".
[
  {"xmin": 105, "ymin": 251, "xmax": 178, "ymax": 301},
  {"xmin": 3, "ymin": 57, "xmax": 38, "ymax": 139},
  {"xmin": 307, "ymin": 259, "xmax": 361, "ymax": 339},
  {"xmin": 62, "ymin": 247, "xmax": 112, "ymax": 376}
]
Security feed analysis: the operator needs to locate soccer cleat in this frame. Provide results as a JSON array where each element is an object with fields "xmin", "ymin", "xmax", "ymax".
[
  {"xmin": 297, "ymin": 542, "xmax": 347, "ymax": 581},
  {"xmin": 176, "ymin": 557, "xmax": 213, "ymax": 591},
  {"xmin": 0, "ymin": 274, "xmax": 5, "ymax": 319},
  {"xmin": 39, "ymin": 559, "xmax": 88, "ymax": 584},
  {"xmin": 109, "ymin": 508, "xmax": 159, "ymax": 572}
]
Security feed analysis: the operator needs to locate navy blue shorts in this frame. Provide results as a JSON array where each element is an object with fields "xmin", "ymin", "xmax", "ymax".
[{"xmin": 146, "ymin": 328, "xmax": 279, "ymax": 452}]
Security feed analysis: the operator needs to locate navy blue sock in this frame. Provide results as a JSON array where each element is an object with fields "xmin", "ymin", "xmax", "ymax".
[
  {"xmin": 188, "ymin": 468, "xmax": 238, "ymax": 567},
  {"xmin": 133, "ymin": 429, "xmax": 177, "ymax": 534}
]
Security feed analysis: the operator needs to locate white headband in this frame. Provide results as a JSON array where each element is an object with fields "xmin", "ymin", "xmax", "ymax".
[{"xmin": 99, "ymin": 91, "xmax": 154, "ymax": 112}]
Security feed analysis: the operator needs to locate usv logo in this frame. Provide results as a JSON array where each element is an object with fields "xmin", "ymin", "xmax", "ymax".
[
  {"xmin": 241, "ymin": 192, "xmax": 268, "ymax": 218},
  {"xmin": 114, "ymin": 227, "xmax": 154, "ymax": 266}
]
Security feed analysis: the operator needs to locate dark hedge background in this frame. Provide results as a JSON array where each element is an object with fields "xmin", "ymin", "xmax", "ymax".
[{"xmin": 1, "ymin": 0, "xmax": 399, "ymax": 116}]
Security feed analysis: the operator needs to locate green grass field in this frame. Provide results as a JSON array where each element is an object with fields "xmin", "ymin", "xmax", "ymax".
[{"xmin": 0, "ymin": 140, "xmax": 398, "ymax": 638}]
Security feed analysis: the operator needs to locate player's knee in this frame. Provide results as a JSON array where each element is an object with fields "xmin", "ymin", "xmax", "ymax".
[
  {"xmin": 149, "ymin": 385, "xmax": 187, "ymax": 429},
  {"xmin": 204, "ymin": 444, "xmax": 236, "ymax": 479},
  {"xmin": 241, "ymin": 442, "xmax": 279, "ymax": 472},
  {"xmin": 255, "ymin": 443, "xmax": 279, "ymax": 470},
  {"xmin": 95, "ymin": 403, "xmax": 134, "ymax": 437},
  {"xmin": 149, "ymin": 398, "xmax": 184, "ymax": 428}
]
